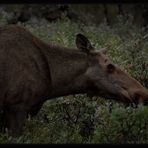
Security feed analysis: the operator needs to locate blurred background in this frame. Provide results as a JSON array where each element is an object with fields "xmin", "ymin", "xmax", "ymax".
[{"xmin": 0, "ymin": 4, "xmax": 148, "ymax": 28}]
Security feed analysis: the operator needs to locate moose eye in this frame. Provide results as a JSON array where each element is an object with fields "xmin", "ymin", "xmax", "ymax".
[{"xmin": 107, "ymin": 64, "xmax": 115, "ymax": 73}]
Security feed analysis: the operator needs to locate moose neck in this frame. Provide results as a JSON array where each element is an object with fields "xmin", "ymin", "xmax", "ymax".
[{"xmin": 44, "ymin": 44, "xmax": 89, "ymax": 98}]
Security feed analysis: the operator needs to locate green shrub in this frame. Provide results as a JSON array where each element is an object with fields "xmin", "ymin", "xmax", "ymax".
[{"xmin": 93, "ymin": 103, "xmax": 148, "ymax": 144}]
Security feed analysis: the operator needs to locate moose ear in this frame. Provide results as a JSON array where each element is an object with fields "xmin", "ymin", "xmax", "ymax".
[{"xmin": 76, "ymin": 33, "xmax": 94, "ymax": 54}]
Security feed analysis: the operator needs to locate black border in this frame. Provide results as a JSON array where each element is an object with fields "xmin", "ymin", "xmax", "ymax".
[{"xmin": 0, "ymin": 0, "xmax": 148, "ymax": 4}]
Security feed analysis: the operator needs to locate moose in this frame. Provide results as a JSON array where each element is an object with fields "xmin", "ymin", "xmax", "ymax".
[{"xmin": 0, "ymin": 25, "xmax": 147, "ymax": 137}]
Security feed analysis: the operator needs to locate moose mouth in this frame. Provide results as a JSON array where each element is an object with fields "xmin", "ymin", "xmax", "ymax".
[
  {"xmin": 107, "ymin": 90, "xmax": 148, "ymax": 106},
  {"xmin": 88, "ymin": 86, "xmax": 148, "ymax": 106},
  {"xmin": 131, "ymin": 93, "xmax": 148, "ymax": 106}
]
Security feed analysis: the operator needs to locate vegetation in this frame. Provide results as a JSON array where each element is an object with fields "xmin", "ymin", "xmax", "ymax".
[{"xmin": 0, "ymin": 7, "xmax": 148, "ymax": 144}]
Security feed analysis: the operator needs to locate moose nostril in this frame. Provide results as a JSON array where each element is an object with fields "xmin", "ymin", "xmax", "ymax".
[{"xmin": 122, "ymin": 86, "xmax": 127, "ymax": 90}]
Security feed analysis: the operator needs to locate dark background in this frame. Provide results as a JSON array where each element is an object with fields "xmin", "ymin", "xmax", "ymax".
[{"xmin": 1, "ymin": 4, "xmax": 148, "ymax": 28}]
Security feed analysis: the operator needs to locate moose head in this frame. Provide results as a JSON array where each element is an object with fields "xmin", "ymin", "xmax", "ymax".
[{"xmin": 76, "ymin": 34, "xmax": 148, "ymax": 105}]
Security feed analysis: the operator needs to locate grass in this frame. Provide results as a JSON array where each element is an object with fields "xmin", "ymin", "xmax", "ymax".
[{"xmin": 0, "ymin": 10, "xmax": 148, "ymax": 144}]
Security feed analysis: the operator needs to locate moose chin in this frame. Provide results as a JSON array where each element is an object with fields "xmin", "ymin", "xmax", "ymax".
[{"xmin": 0, "ymin": 25, "xmax": 147, "ymax": 137}]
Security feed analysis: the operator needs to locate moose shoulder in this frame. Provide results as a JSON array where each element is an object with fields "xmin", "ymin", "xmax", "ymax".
[{"xmin": 0, "ymin": 25, "xmax": 147, "ymax": 137}]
